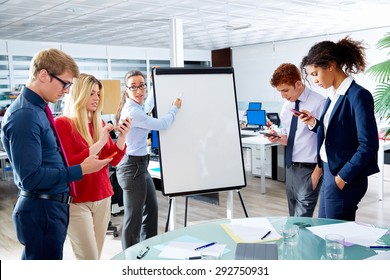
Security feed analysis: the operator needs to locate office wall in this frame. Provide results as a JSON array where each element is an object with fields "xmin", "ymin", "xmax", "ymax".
[{"xmin": 232, "ymin": 26, "xmax": 390, "ymax": 114}]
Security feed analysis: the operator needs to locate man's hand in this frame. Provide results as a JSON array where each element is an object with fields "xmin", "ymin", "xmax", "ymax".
[{"xmin": 80, "ymin": 155, "xmax": 112, "ymax": 175}]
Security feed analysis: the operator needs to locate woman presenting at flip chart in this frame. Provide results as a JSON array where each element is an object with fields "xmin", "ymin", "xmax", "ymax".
[{"xmin": 115, "ymin": 70, "xmax": 182, "ymax": 249}]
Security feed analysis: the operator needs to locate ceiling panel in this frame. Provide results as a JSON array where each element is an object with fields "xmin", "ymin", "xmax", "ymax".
[{"xmin": 0, "ymin": 0, "xmax": 389, "ymax": 50}]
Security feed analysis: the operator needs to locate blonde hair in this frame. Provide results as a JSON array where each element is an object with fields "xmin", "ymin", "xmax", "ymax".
[
  {"xmin": 29, "ymin": 48, "xmax": 80, "ymax": 82},
  {"xmin": 63, "ymin": 73, "xmax": 104, "ymax": 146}
]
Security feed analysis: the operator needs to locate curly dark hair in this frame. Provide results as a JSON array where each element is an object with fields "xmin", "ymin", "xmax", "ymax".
[{"xmin": 300, "ymin": 36, "xmax": 367, "ymax": 81}]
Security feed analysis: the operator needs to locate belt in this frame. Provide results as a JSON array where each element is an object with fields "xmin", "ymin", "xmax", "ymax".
[
  {"xmin": 291, "ymin": 162, "xmax": 316, "ymax": 169},
  {"xmin": 18, "ymin": 190, "xmax": 72, "ymax": 204}
]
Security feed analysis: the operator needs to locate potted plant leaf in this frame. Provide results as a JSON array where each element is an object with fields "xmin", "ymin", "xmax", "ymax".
[{"xmin": 366, "ymin": 32, "xmax": 390, "ymax": 140}]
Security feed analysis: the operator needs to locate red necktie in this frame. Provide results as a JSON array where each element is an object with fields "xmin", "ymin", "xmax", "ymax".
[{"xmin": 45, "ymin": 105, "xmax": 77, "ymax": 197}]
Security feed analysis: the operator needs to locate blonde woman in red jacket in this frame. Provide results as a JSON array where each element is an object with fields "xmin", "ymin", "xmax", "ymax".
[{"xmin": 55, "ymin": 73, "xmax": 131, "ymax": 259}]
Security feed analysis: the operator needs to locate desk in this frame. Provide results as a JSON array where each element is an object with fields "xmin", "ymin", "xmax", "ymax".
[
  {"xmin": 378, "ymin": 139, "xmax": 390, "ymax": 200},
  {"xmin": 240, "ymin": 131, "xmax": 279, "ymax": 194},
  {"xmin": 111, "ymin": 216, "xmax": 386, "ymax": 260}
]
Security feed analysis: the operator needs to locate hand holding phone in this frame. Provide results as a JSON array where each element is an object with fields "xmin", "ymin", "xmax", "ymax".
[
  {"xmin": 259, "ymin": 131, "xmax": 281, "ymax": 138},
  {"xmin": 290, "ymin": 108, "xmax": 306, "ymax": 117}
]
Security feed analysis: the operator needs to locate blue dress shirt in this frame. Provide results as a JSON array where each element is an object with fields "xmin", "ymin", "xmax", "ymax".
[{"xmin": 120, "ymin": 91, "xmax": 179, "ymax": 156}]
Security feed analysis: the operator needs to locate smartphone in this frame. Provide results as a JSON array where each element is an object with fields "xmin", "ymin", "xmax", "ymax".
[
  {"xmin": 290, "ymin": 108, "xmax": 306, "ymax": 116},
  {"xmin": 259, "ymin": 131, "xmax": 281, "ymax": 138},
  {"xmin": 103, "ymin": 151, "xmax": 117, "ymax": 160}
]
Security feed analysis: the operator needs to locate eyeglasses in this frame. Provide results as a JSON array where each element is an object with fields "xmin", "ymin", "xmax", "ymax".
[
  {"xmin": 126, "ymin": 84, "xmax": 147, "ymax": 91},
  {"xmin": 49, "ymin": 73, "xmax": 73, "ymax": 89}
]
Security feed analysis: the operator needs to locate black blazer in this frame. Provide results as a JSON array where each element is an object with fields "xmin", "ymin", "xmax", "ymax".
[{"xmin": 313, "ymin": 80, "xmax": 379, "ymax": 183}]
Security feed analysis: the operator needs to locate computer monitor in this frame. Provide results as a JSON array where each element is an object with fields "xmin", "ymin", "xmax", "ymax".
[
  {"xmin": 248, "ymin": 102, "xmax": 262, "ymax": 110},
  {"xmin": 246, "ymin": 109, "xmax": 267, "ymax": 128},
  {"xmin": 151, "ymin": 130, "xmax": 159, "ymax": 155}
]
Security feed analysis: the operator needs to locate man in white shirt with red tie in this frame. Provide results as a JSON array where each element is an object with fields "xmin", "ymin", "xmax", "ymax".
[{"xmin": 266, "ymin": 63, "xmax": 325, "ymax": 217}]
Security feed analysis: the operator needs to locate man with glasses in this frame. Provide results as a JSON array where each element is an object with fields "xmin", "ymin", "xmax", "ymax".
[{"xmin": 1, "ymin": 48, "xmax": 112, "ymax": 260}]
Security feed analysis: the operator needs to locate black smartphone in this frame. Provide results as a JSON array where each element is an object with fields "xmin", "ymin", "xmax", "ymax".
[{"xmin": 259, "ymin": 131, "xmax": 281, "ymax": 138}]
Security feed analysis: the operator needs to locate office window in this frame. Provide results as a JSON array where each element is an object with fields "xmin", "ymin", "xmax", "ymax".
[
  {"xmin": 149, "ymin": 60, "xmax": 169, "ymax": 68},
  {"xmin": 110, "ymin": 59, "xmax": 147, "ymax": 90},
  {"xmin": 149, "ymin": 60, "xmax": 210, "ymax": 72},
  {"xmin": 0, "ymin": 55, "xmax": 10, "ymax": 94},
  {"xmin": 184, "ymin": 60, "xmax": 210, "ymax": 68},
  {"xmin": 74, "ymin": 57, "xmax": 109, "ymax": 80},
  {"xmin": 12, "ymin": 56, "xmax": 32, "ymax": 91}
]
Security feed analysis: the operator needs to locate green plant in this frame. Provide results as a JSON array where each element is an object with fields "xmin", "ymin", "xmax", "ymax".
[{"xmin": 366, "ymin": 32, "xmax": 390, "ymax": 139}]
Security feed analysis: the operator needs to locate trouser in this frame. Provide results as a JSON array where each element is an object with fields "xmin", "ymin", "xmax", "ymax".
[
  {"xmin": 13, "ymin": 196, "xmax": 69, "ymax": 260},
  {"xmin": 285, "ymin": 163, "xmax": 321, "ymax": 217},
  {"xmin": 319, "ymin": 162, "xmax": 368, "ymax": 221},
  {"xmin": 116, "ymin": 155, "xmax": 158, "ymax": 250},
  {"xmin": 67, "ymin": 197, "xmax": 111, "ymax": 260}
]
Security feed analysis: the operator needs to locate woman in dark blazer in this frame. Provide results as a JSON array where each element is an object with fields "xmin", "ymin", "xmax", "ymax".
[{"xmin": 299, "ymin": 37, "xmax": 379, "ymax": 221}]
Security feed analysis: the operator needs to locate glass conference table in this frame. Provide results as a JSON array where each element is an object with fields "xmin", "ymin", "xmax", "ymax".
[{"xmin": 111, "ymin": 216, "xmax": 389, "ymax": 260}]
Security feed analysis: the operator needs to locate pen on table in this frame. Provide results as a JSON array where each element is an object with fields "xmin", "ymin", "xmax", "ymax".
[
  {"xmin": 261, "ymin": 230, "xmax": 271, "ymax": 240},
  {"xmin": 369, "ymin": 245, "xmax": 390, "ymax": 249},
  {"xmin": 137, "ymin": 246, "xmax": 150, "ymax": 259},
  {"xmin": 187, "ymin": 256, "xmax": 202, "ymax": 260},
  {"xmin": 194, "ymin": 242, "xmax": 217, "ymax": 251}
]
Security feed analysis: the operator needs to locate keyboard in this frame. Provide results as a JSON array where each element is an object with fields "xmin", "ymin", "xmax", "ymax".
[
  {"xmin": 241, "ymin": 127, "xmax": 258, "ymax": 131},
  {"xmin": 150, "ymin": 155, "xmax": 159, "ymax": 162},
  {"xmin": 241, "ymin": 134, "xmax": 256, "ymax": 138}
]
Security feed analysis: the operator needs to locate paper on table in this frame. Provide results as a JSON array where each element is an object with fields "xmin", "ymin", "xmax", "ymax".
[
  {"xmin": 365, "ymin": 250, "xmax": 390, "ymax": 260},
  {"xmin": 153, "ymin": 235, "xmax": 206, "ymax": 251},
  {"xmin": 221, "ymin": 217, "xmax": 281, "ymax": 243},
  {"xmin": 307, "ymin": 221, "xmax": 389, "ymax": 247},
  {"xmin": 157, "ymin": 241, "xmax": 226, "ymax": 260}
]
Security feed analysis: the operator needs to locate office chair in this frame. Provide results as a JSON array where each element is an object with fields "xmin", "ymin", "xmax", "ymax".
[
  {"xmin": 266, "ymin": 112, "xmax": 281, "ymax": 127},
  {"xmin": 106, "ymin": 125, "xmax": 122, "ymax": 238}
]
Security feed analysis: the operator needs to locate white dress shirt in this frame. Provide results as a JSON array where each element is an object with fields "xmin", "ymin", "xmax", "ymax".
[
  {"xmin": 280, "ymin": 86, "xmax": 326, "ymax": 163},
  {"xmin": 319, "ymin": 76, "xmax": 354, "ymax": 163}
]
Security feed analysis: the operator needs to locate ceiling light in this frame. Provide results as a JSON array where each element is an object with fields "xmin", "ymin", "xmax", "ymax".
[
  {"xmin": 339, "ymin": 0, "xmax": 356, "ymax": 5},
  {"xmin": 65, "ymin": 7, "xmax": 83, "ymax": 13},
  {"xmin": 225, "ymin": 24, "xmax": 251, "ymax": 31}
]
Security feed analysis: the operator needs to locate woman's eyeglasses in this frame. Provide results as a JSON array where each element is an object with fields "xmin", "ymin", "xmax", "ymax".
[{"xmin": 126, "ymin": 84, "xmax": 147, "ymax": 91}]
